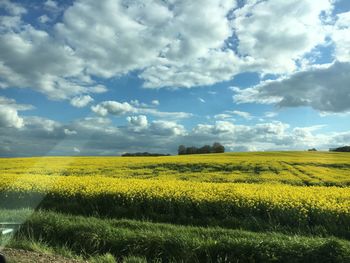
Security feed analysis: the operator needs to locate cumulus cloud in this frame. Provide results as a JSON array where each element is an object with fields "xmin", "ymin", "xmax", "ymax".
[
  {"xmin": 0, "ymin": 0, "xmax": 26, "ymax": 16},
  {"xmin": 64, "ymin": 128, "xmax": 77, "ymax": 135},
  {"xmin": 0, "ymin": 3, "xmax": 106, "ymax": 101},
  {"xmin": 229, "ymin": 110, "xmax": 253, "ymax": 120},
  {"xmin": 54, "ymin": 0, "xmax": 239, "ymax": 88},
  {"xmin": 214, "ymin": 110, "xmax": 252, "ymax": 121},
  {"xmin": 234, "ymin": 0, "xmax": 332, "ymax": 73},
  {"xmin": 233, "ymin": 61, "xmax": 350, "ymax": 113},
  {"xmin": 38, "ymin": 15, "xmax": 50, "ymax": 24},
  {"xmin": 1, "ymin": 111, "xmax": 349, "ymax": 156},
  {"xmin": 91, "ymin": 101, "xmax": 135, "ymax": 116},
  {"xmin": 189, "ymin": 120, "xmax": 330, "ymax": 151},
  {"xmin": 127, "ymin": 115, "xmax": 148, "ymax": 131},
  {"xmin": 0, "ymin": 0, "xmax": 344, "ymax": 97},
  {"xmin": 151, "ymin": 100, "xmax": 160, "ymax": 106},
  {"xmin": 92, "ymin": 100, "xmax": 192, "ymax": 119},
  {"xmin": 0, "ymin": 107, "xmax": 24, "ymax": 128},
  {"xmin": 44, "ymin": 0, "xmax": 59, "ymax": 10},
  {"xmin": 264, "ymin": 112, "xmax": 278, "ymax": 118},
  {"xmin": 70, "ymin": 95, "xmax": 94, "ymax": 108},
  {"xmin": 332, "ymin": 11, "xmax": 350, "ymax": 62},
  {"xmin": 0, "ymin": 22, "xmax": 105, "ymax": 100},
  {"xmin": 0, "ymin": 96, "xmax": 35, "ymax": 129},
  {"xmin": 149, "ymin": 120, "xmax": 186, "ymax": 136}
]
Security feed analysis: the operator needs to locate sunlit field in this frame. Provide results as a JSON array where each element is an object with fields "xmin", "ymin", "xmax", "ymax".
[{"xmin": 1, "ymin": 152, "xmax": 350, "ymax": 262}]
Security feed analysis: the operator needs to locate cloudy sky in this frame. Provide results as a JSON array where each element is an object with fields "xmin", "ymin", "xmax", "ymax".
[{"xmin": 0, "ymin": 0, "xmax": 350, "ymax": 156}]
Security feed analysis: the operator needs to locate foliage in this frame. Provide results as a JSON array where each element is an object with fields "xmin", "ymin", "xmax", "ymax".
[
  {"xmin": 121, "ymin": 153, "xmax": 171, "ymax": 157},
  {"xmin": 330, "ymin": 146, "xmax": 350, "ymax": 152},
  {"xmin": 178, "ymin": 142, "xmax": 225, "ymax": 155}
]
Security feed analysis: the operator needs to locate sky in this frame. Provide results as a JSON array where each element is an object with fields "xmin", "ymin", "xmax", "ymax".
[{"xmin": 0, "ymin": 0, "xmax": 350, "ymax": 156}]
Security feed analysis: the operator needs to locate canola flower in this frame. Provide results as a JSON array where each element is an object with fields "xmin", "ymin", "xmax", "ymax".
[
  {"xmin": 0, "ymin": 152, "xmax": 349, "ymax": 229},
  {"xmin": 1, "ymin": 174, "xmax": 349, "ymax": 221},
  {"xmin": 0, "ymin": 152, "xmax": 349, "ymax": 186}
]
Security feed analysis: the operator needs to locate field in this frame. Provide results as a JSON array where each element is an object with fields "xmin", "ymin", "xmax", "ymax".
[{"xmin": 0, "ymin": 152, "xmax": 350, "ymax": 262}]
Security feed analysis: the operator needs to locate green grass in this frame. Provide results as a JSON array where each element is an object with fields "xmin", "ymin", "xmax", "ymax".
[{"xmin": 7, "ymin": 210, "xmax": 350, "ymax": 263}]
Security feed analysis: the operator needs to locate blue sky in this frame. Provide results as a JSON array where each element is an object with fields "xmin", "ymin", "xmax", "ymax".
[{"xmin": 0, "ymin": 0, "xmax": 350, "ymax": 156}]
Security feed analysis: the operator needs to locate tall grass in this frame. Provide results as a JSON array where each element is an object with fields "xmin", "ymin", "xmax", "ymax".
[{"xmin": 13, "ymin": 211, "xmax": 350, "ymax": 263}]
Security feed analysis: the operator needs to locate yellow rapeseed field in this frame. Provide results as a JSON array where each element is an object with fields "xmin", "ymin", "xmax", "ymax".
[
  {"xmin": 1, "ymin": 173, "xmax": 350, "ymax": 217},
  {"xmin": 0, "ymin": 152, "xmax": 349, "ymax": 228},
  {"xmin": 0, "ymin": 151, "xmax": 349, "ymax": 186}
]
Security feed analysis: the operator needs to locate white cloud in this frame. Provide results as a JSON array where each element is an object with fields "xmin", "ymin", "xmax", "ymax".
[
  {"xmin": 234, "ymin": 0, "xmax": 332, "ymax": 73},
  {"xmin": 24, "ymin": 116, "xmax": 61, "ymax": 133},
  {"xmin": 198, "ymin": 98, "xmax": 206, "ymax": 103},
  {"xmin": 0, "ymin": 96, "xmax": 34, "ymax": 111},
  {"xmin": 54, "ymin": 0, "xmax": 241, "ymax": 88},
  {"xmin": 214, "ymin": 113, "xmax": 233, "ymax": 120},
  {"xmin": 141, "ymin": 50, "xmax": 242, "ymax": 88},
  {"xmin": 332, "ymin": 11, "xmax": 350, "ymax": 62},
  {"xmin": 38, "ymin": 15, "xmax": 50, "ymax": 24},
  {"xmin": 0, "ymin": 0, "xmax": 344, "ymax": 97},
  {"xmin": 73, "ymin": 147, "xmax": 80, "ymax": 153},
  {"xmin": 228, "ymin": 110, "xmax": 253, "ymax": 120},
  {"xmin": 0, "ymin": 107, "xmax": 24, "ymax": 128},
  {"xmin": 1, "ymin": 112, "xmax": 348, "ymax": 156},
  {"xmin": 70, "ymin": 95, "xmax": 94, "ymax": 108},
  {"xmin": 151, "ymin": 100, "xmax": 160, "ymax": 106},
  {"xmin": 64, "ymin": 128, "xmax": 77, "ymax": 135},
  {"xmin": 0, "ymin": 0, "xmax": 26, "ymax": 15},
  {"xmin": 233, "ymin": 61, "xmax": 350, "ymax": 113},
  {"xmin": 149, "ymin": 120, "xmax": 186, "ymax": 136},
  {"xmin": 214, "ymin": 110, "xmax": 252, "ymax": 121},
  {"xmin": 0, "ymin": 22, "xmax": 105, "ymax": 100},
  {"xmin": 91, "ymin": 101, "xmax": 135, "ymax": 116},
  {"xmin": 127, "ymin": 115, "xmax": 148, "ymax": 131},
  {"xmin": 264, "ymin": 112, "xmax": 278, "ymax": 118},
  {"xmin": 44, "ymin": 0, "xmax": 59, "ymax": 10},
  {"xmin": 92, "ymin": 100, "xmax": 192, "ymax": 119},
  {"xmin": 0, "ymin": 96, "xmax": 35, "ymax": 129}
]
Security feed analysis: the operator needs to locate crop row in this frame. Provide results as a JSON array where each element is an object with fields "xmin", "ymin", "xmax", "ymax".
[
  {"xmin": 1, "ymin": 154, "xmax": 349, "ymax": 186},
  {"xmin": 0, "ymin": 174, "xmax": 349, "ymax": 238}
]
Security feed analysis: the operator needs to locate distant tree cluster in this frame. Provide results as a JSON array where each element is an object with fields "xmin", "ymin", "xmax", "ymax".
[
  {"xmin": 122, "ymin": 152, "xmax": 171, "ymax": 157},
  {"xmin": 329, "ymin": 146, "xmax": 350, "ymax": 152},
  {"xmin": 308, "ymin": 148, "xmax": 317, "ymax": 151},
  {"xmin": 178, "ymin": 142, "xmax": 225, "ymax": 155}
]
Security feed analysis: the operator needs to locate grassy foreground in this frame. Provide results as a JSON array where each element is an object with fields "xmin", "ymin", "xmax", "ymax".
[{"xmin": 6, "ymin": 210, "xmax": 350, "ymax": 263}]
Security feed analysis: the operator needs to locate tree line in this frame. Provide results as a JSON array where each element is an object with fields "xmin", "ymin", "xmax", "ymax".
[
  {"xmin": 329, "ymin": 146, "xmax": 350, "ymax": 152},
  {"xmin": 122, "ymin": 152, "xmax": 171, "ymax": 157},
  {"xmin": 178, "ymin": 142, "xmax": 225, "ymax": 155}
]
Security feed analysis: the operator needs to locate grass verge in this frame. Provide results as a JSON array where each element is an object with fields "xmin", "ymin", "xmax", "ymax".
[{"xmin": 9, "ymin": 210, "xmax": 350, "ymax": 263}]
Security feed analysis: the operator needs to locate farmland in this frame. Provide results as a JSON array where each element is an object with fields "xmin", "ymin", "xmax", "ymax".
[{"xmin": 1, "ymin": 152, "xmax": 350, "ymax": 262}]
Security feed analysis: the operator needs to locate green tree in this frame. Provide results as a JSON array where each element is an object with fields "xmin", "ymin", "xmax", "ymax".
[{"xmin": 212, "ymin": 142, "xmax": 225, "ymax": 153}]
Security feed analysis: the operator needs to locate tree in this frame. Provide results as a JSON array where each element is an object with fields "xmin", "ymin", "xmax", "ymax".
[
  {"xmin": 178, "ymin": 145, "xmax": 186, "ymax": 155},
  {"xmin": 177, "ymin": 143, "xmax": 225, "ymax": 155},
  {"xmin": 308, "ymin": 148, "xmax": 317, "ymax": 151},
  {"xmin": 329, "ymin": 146, "xmax": 350, "ymax": 152},
  {"xmin": 199, "ymin": 145, "xmax": 212, "ymax": 154},
  {"xmin": 186, "ymin": 146, "xmax": 198, "ymax": 155},
  {"xmin": 212, "ymin": 142, "xmax": 225, "ymax": 153}
]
